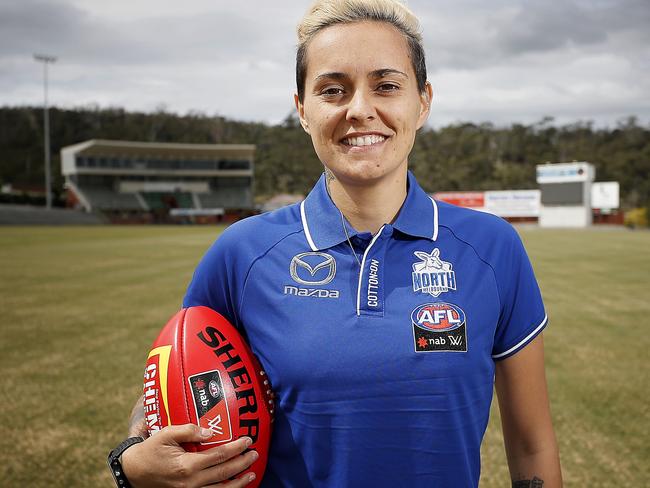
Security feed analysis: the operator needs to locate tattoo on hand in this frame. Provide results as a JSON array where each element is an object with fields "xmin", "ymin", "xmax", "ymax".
[{"xmin": 512, "ymin": 476, "xmax": 544, "ymax": 488}]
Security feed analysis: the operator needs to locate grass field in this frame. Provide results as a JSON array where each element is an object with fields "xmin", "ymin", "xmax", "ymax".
[{"xmin": 0, "ymin": 225, "xmax": 648, "ymax": 487}]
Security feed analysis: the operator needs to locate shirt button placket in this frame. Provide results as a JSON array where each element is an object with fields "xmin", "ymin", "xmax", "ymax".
[{"xmin": 356, "ymin": 225, "xmax": 390, "ymax": 317}]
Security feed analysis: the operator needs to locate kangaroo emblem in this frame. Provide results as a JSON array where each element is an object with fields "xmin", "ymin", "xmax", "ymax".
[{"xmin": 412, "ymin": 249, "xmax": 457, "ymax": 297}]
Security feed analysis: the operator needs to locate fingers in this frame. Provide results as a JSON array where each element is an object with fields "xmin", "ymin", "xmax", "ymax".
[
  {"xmin": 213, "ymin": 471, "xmax": 257, "ymax": 488},
  {"xmin": 191, "ymin": 437, "xmax": 253, "ymax": 470},
  {"xmin": 195, "ymin": 449, "xmax": 258, "ymax": 487},
  {"xmin": 136, "ymin": 426, "xmax": 259, "ymax": 487},
  {"xmin": 158, "ymin": 423, "xmax": 211, "ymax": 445}
]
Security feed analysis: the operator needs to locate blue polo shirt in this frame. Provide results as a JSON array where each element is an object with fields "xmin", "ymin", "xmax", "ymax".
[{"xmin": 183, "ymin": 171, "xmax": 547, "ymax": 487}]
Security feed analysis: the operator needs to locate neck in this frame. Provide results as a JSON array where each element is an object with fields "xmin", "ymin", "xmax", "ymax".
[{"xmin": 327, "ymin": 169, "xmax": 408, "ymax": 235}]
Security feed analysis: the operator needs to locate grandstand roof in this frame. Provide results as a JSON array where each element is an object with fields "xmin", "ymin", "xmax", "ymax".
[{"xmin": 62, "ymin": 139, "xmax": 255, "ymax": 159}]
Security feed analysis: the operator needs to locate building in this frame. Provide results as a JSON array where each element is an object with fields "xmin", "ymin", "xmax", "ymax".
[
  {"xmin": 434, "ymin": 162, "xmax": 621, "ymax": 226},
  {"xmin": 61, "ymin": 139, "xmax": 254, "ymax": 221}
]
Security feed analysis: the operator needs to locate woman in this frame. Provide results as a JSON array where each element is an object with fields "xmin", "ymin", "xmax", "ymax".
[{"xmin": 115, "ymin": 1, "xmax": 562, "ymax": 486}]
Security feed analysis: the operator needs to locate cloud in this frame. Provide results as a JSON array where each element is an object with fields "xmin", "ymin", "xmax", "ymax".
[
  {"xmin": 430, "ymin": 48, "xmax": 650, "ymax": 127},
  {"xmin": 0, "ymin": 0, "xmax": 648, "ymax": 127},
  {"xmin": 0, "ymin": 0, "xmax": 298, "ymax": 65},
  {"xmin": 414, "ymin": 0, "xmax": 650, "ymax": 71},
  {"xmin": 0, "ymin": 0, "xmax": 139, "ymax": 64}
]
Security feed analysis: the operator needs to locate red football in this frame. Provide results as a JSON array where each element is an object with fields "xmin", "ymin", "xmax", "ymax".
[{"xmin": 143, "ymin": 306, "xmax": 273, "ymax": 485}]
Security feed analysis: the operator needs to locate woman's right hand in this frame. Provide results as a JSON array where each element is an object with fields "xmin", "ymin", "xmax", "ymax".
[{"xmin": 121, "ymin": 424, "xmax": 258, "ymax": 488}]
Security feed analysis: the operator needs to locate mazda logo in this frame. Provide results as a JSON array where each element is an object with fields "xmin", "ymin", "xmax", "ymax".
[{"xmin": 290, "ymin": 252, "xmax": 336, "ymax": 285}]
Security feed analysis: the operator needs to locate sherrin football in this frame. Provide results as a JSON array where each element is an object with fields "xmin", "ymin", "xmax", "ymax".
[{"xmin": 143, "ymin": 306, "xmax": 273, "ymax": 484}]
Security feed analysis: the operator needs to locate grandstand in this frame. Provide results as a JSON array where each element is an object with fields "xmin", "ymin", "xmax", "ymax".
[{"xmin": 61, "ymin": 140, "xmax": 254, "ymax": 221}]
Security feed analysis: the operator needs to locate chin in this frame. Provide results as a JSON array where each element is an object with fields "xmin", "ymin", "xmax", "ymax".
[{"xmin": 331, "ymin": 162, "xmax": 402, "ymax": 186}]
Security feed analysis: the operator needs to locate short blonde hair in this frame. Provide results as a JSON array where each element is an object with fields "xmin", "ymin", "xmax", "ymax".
[{"xmin": 296, "ymin": 0, "xmax": 427, "ymax": 101}]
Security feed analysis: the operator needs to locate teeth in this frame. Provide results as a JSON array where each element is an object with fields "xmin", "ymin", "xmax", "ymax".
[{"xmin": 343, "ymin": 134, "xmax": 386, "ymax": 146}]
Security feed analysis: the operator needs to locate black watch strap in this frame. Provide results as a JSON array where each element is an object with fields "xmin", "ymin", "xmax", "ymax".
[{"xmin": 107, "ymin": 436, "xmax": 144, "ymax": 488}]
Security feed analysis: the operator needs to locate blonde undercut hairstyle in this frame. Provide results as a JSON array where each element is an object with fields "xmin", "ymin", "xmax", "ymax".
[{"xmin": 295, "ymin": 0, "xmax": 427, "ymax": 102}]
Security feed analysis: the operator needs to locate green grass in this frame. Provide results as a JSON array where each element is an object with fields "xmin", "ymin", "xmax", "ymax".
[{"xmin": 0, "ymin": 225, "xmax": 648, "ymax": 486}]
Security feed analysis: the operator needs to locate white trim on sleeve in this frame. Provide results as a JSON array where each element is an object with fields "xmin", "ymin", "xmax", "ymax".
[{"xmin": 492, "ymin": 314, "xmax": 548, "ymax": 359}]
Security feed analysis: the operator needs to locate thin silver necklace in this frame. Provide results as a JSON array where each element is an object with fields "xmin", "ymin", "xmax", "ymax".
[
  {"xmin": 337, "ymin": 207, "xmax": 362, "ymax": 268},
  {"xmin": 326, "ymin": 176, "xmax": 362, "ymax": 268}
]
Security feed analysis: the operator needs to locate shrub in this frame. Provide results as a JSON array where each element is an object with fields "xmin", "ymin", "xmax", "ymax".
[{"xmin": 624, "ymin": 207, "xmax": 649, "ymax": 228}]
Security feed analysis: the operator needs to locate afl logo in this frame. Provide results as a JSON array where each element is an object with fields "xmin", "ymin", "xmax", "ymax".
[
  {"xmin": 411, "ymin": 302, "xmax": 465, "ymax": 332},
  {"xmin": 208, "ymin": 380, "xmax": 220, "ymax": 398},
  {"xmin": 290, "ymin": 252, "xmax": 336, "ymax": 285}
]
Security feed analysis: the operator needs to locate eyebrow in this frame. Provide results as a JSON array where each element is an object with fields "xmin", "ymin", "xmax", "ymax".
[
  {"xmin": 313, "ymin": 68, "xmax": 409, "ymax": 83},
  {"xmin": 369, "ymin": 68, "xmax": 408, "ymax": 79}
]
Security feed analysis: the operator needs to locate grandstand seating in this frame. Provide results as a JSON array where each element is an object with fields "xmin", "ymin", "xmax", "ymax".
[
  {"xmin": 74, "ymin": 185, "xmax": 252, "ymax": 213},
  {"xmin": 141, "ymin": 192, "xmax": 194, "ymax": 210},
  {"xmin": 61, "ymin": 140, "xmax": 255, "ymax": 218},
  {"xmin": 81, "ymin": 187, "xmax": 143, "ymax": 210},
  {"xmin": 199, "ymin": 187, "xmax": 251, "ymax": 209}
]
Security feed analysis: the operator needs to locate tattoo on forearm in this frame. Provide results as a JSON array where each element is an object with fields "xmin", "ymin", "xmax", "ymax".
[
  {"xmin": 130, "ymin": 403, "xmax": 144, "ymax": 425},
  {"xmin": 512, "ymin": 476, "xmax": 544, "ymax": 488},
  {"xmin": 128, "ymin": 395, "xmax": 147, "ymax": 437}
]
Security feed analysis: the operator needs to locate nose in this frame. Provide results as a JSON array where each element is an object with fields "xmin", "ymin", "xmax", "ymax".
[{"xmin": 345, "ymin": 89, "xmax": 375, "ymax": 122}]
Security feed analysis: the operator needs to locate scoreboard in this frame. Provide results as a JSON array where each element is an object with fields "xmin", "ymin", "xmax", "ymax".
[{"xmin": 536, "ymin": 162, "xmax": 595, "ymax": 227}]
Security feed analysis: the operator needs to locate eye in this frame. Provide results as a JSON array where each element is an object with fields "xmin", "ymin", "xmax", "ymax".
[
  {"xmin": 319, "ymin": 86, "xmax": 345, "ymax": 97},
  {"xmin": 377, "ymin": 82, "xmax": 400, "ymax": 92}
]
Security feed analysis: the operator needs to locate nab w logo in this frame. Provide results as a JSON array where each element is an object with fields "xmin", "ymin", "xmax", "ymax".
[
  {"xmin": 188, "ymin": 370, "xmax": 233, "ymax": 445},
  {"xmin": 412, "ymin": 249, "xmax": 457, "ymax": 297},
  {"xmin": 207, "ymin": 415, "xmax": 224, "ymax": 435},
  {"xmin": 411, "ymin": 302, "xmax": 468, "ymax": 353}
]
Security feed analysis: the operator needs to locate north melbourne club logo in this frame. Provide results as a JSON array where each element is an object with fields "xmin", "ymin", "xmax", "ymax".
[{"xmin": 411, "ymin": 249, "xmax": 457, "ymax": 297}]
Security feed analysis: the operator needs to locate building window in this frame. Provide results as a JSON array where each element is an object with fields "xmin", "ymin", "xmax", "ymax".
[{"xmin": 219, "ymin": 160, "xmax": 250, "ymax": 170}]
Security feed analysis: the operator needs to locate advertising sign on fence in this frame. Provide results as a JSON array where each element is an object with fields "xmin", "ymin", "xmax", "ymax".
[
  {"xmin": 484, "ymin": 190, "xmax": 541, "ymax": 217},
  {"xmin": 433, "ymin": 192, "xmax": 485, "ymax": 209},
  {"xmin": 591, "ymin": 182, "xmax": 620, "ymax": 210}
]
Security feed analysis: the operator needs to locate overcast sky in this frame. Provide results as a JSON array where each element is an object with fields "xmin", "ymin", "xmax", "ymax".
[{"xmin": 1, "ymin": 0, "xmax": 649, "ymax": 127}]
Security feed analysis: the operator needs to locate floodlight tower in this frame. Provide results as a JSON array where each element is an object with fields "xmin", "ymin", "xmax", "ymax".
[{"xmin": 34, "ymin": 54, "xmax": 57, "ymax": 210}]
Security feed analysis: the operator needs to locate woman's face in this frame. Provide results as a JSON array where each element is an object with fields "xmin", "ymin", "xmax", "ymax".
[{"xmin": 295, "ymin": 21, "xmax": 431, "ymax": 187}]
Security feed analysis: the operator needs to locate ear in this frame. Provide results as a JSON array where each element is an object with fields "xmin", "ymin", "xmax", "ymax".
[
  {"xmin": 416, "ymin": 82, "xmax": 433, "ymax": 130},
  {"xmin": 294, "ymin": 93, "xmax": 310, "ymax": 134}
]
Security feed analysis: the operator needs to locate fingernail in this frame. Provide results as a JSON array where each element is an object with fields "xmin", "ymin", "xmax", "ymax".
[
  {"xmin": 250, "ymin": 450, "xmax": 259, "ymax": 461},
  {"xmin": 200, "ymin": 427, "xmax": 212, "ymax": 437},
  {"xmin": 248, "ymin": 473, "xmax": 256, "ymax": 482},
  {"xmin": 244, "ymin": 436, "xmax": 253, "ymax": 447}
]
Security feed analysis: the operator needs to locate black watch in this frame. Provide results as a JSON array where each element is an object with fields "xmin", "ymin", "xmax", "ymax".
[{"xmin": 107, "ymin": 436, "xmax": 144, "ymax": 488}]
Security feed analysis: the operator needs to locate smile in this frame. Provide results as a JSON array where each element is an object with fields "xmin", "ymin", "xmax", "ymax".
[{"xmin": 341, "ymin": 134, "xmax": 387, "ymax": 147}]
